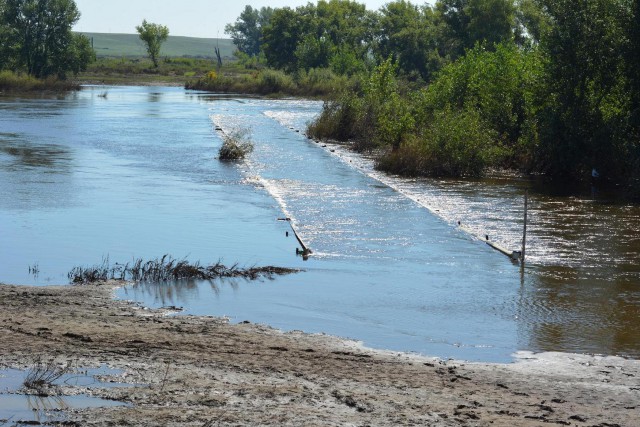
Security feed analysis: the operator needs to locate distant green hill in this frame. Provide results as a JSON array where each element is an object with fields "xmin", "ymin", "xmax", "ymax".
[{"xmin": 80, "ymin": 32, "xmax": 236, "ymax": 59}]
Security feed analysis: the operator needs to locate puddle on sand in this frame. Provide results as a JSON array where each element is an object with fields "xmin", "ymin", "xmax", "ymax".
[
  {"xmin": 0, "ymin": 365, "xmax": 134, "ymax": 424},
  {"xmin": 0, "ymin": 394, "xmax": 129, "ymax": 424}
]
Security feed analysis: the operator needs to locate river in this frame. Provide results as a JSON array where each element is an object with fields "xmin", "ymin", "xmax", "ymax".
[{"xmin": 1, "ymin": 86, "xmax": 638, "ymax": 362}]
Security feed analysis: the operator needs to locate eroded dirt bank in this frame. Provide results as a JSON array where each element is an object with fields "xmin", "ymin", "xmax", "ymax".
[{"xmin": 0, "ymin": 282, "xmax": 638, "ymax": 426}]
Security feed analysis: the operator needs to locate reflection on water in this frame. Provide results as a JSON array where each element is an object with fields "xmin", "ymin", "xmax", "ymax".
[
  {"xmin": 0, "ymin": 366, "xmax": 133, "ymax": 423},
  {"xmin": 0, "ymin": 135, "xmax": 71, "ymax": 170},
  {"xmin": 317, "ymin": 143, "xmax": 640, "ymax": 357},
  {"xmin": 0, "ymin": 132, "xmax": 75, "ymax": 212},
  {"xmin": 1, "ymin": 86, "xmax": 639, "ymax": 362},
  {"xmin": 517, "ymin": 265, "xmax": 640, "ymax": 356},
  {"xmin": 0, "ymin": 394, "xmax": 129, "ymax": 424}
]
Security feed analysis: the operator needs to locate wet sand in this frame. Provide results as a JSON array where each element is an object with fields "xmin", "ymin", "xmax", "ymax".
[{"xmin": 0, "ymin": 282, "xmax": 638, "ymax": 426}]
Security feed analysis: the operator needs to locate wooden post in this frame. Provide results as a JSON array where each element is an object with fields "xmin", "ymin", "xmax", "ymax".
[{"xmin": 521, "ymin": 190, "xmax": 528, "ymax": 264}]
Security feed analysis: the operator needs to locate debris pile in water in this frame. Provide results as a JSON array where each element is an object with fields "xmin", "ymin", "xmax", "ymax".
[{"xmin": 68, "ymin": 255, "xmax": 299, "ymax": 284}]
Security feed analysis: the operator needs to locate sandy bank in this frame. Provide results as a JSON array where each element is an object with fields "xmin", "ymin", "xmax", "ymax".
[{"xmin": 0, "ymin": 282, "xmax": 637, "ymax": 426}]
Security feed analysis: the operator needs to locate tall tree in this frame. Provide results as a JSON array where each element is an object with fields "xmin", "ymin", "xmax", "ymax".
[
  {"xmin": 136, "ymin": 19, "xmax": 169, "ymax": 68},
  {"xmin": 262, "ymin": 0, "xmax": 373, "ymax": 73},
  {"xmin": 375, "ymin": 1, "xmax": 440, "ymax": 81},
  {"xmin": 537, "ymin": 0, "xmax": 629, "ymax": 179},
  {"xmin": 261, "ymin": 7, "xmax": 304, "ymax": 71},
  {"xmin": 627, "ymin": 0, "xmax": 640, "ymax": 135},
  {"xmin": 0, "ymin": 0, "xmax": 10, "ymax": 70},
  {"xmin": 1, "ymin": 0, "xmax": 93, "ymax": 78},
  {"xmin": 435, "ymin": 0, "xmax": 516, "ymax": 59},
  {"xmin": 514, "ymin": 0, "xmax": 552, "ymax": 45},
  {"xmin": 313, "ymin": 0, "xmax": 372, "ymax": 49},
  {"xmin": 224, "ymin": 5, "xmax": 272, "ymax": 57}
]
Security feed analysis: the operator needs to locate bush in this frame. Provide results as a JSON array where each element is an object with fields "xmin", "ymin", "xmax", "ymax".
[
  {"xmin": 297, "ymin": 68, "xmax": 348, "ymax": 96},
  {"xmin": 308, "ymin": 92, "xmax": 373, "ymax": 146},
  {"xmin": 218, "ymin": 128, "xmax": 254, "ymax": 161},
  {"xmin": 377, "ymin": 108, "xmax": 507, "ymax": 178},
  {"xmin": 308, "ymin": 60, "xmax": 411, "ymax": 151},
  {"xmin": 256, "ymin": 69, "xmax": 296, "ymax": 94}
]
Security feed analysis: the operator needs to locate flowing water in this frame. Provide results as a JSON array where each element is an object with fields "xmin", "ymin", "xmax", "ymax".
[{"xmin": 1, "ymin": 86, "xmax": 638, "ymax": 362}]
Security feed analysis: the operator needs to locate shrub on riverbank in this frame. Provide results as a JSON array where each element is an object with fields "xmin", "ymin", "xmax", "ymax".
[
  {"xmin": 308, "ymin": 44, "xmax": 540, "ymax": 178},
  {"xmin": 376, "ymin": 108, "xmax": 505, "ymax": 177},
  {"xmin": 0, "ymin": 71, "xmax": 81, "ymax": 92},
  {"xmin": 186, "ymin": 67, "xmax": 350, "ymax": 97}
]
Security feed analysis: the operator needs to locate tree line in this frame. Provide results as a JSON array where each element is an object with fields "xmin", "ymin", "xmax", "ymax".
[
  {"xmin": 0, "ymin": 0, "xmax": 94, "ymax": 79},
  {"xmin": 0, "ymin": 0, "xmax": 171, "ymax": 82},
  {"xmin": 227, "ymin": 0, "xmax": 640, "ymax": 192}
]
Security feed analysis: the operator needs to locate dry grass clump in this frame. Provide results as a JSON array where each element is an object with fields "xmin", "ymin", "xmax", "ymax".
[
  {"xmin": 23, "ymin": 358, "xmax": 72, "ymax": 395},
  {"xmin": 218, "ymin": 128, "xmax": 254, "ymax": 161}
]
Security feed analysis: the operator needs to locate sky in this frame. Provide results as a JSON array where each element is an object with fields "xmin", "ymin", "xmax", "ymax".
[{"xmin": 73, "ymin": 0, "xmax": 395, "ymax": 39}]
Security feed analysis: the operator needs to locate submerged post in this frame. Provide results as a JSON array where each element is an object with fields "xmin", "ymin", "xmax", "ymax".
[{"xmin": 521, "ymin": 190, "xmax": 528, "ymax": 264}]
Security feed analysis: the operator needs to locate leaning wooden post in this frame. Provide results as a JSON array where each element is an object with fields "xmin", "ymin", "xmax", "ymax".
[{"xmin": 521, "ymin": 190, "xmax": 528, "ymax": 264}]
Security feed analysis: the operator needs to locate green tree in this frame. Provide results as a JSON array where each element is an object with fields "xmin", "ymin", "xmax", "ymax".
[
  {"xmin": 375, "ymin": 1, "xmax": 441, "ymax": 81},
  {"xmin": 514, "ymin": 0, "xmax": 552, "ymax": 45},
  {"xmin": 261, "ymin": 0, "xmax": 373, "ymax": 73},
  {"xmin": 224, "ymin": 5, "xmax": 272, "ymax": 57},
  {"xmin": 295, "ymin": 34, "xmax": 333, "ymax": 70},
  {"xmin": 627, "ymin": 0, "xmax": 640, "ymax": 134},
  {"xmin": 262, "ymin": 7, "xmax": 303, "ymax": 71},
  {"xmin": 365, "ymin": 58, "xmax": 414, "ymax": 149},
  {"xmin": 467, "ymin": 0, "xmax": 516, "ymax": 46},
  {"xmin": 313, "ymin": 0, "xmax": 373, "ymax": 50},
  {"xmin": 0, "ymin": 0, "xmax": 10, "ymax": 70},
  {"xmin": 418, "ymin": 41, "xmax": 544, "ymax": 169},
  {"xmin": 136, "ymin": 19, "xmax": 169, "ymax": 68},
  {"xmin": 537, "ymin": 0, "xmax": 629, "ymax": 180},
  {"xmin": 64, "ymin": 32, "xmax": 95, "ymax": 76},
  {"xmin": 1, "ymin": 0, "xmax": 93, "ymax": 78},
  {"xmin": 435, "ymin": 0, "xmax": 516, "ymax": 59}
]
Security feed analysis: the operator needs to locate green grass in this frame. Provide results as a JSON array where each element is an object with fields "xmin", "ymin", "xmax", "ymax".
[
  {"xmin": 80, "ymin": 56, "xmax": 227, "ymax": 85},
  {"xmin": 79, "ymin": 32, "xmax": 236, "ymax": 59},
  {"xmin": 186, "ymin": 68, "xmax": 352, "ymax": 98},
  {"xmin": 0, "ymin": 70, "xmax": 80, "ymax": 91}
]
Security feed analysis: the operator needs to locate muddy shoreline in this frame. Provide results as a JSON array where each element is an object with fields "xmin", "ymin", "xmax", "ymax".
[{"xmin": 0, "ymin": 282, "xmax": 638, "ymax": 426}]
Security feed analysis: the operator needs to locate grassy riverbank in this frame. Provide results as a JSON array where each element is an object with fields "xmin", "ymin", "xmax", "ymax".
[
  {"xmin": 0, "ymin": 71, "xmax": 81, "ymax": 92},
  {"xmin": 78, "ymin": 57, "xmax": 217, "ymax": 86},
  {"xmin": 78, "ymin": 57, "xmax": 350, "ymax": 96},
  {"xmin": 186, "ymin": 67, "xmax": 352, "ymax": 98}
]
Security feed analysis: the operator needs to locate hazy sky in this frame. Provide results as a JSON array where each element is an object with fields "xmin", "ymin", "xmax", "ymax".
[{"xmin": 73, "ymin": 0, "xmax": 395, "ymax": 39}]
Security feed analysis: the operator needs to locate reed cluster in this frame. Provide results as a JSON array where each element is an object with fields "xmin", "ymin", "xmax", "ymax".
[{"xmin": 68, "ymin": 255, "xmax": 298, "ymax": 284}]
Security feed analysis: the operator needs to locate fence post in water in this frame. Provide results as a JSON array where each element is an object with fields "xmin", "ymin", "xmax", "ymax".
[{"xmin": 521, "ymin": 190, "xmax": 528, "ymax": 264}]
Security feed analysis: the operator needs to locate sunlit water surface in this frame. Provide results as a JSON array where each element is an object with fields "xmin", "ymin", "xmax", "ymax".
[{"xmin": 1, "ymin": 86, "xmax": 638, "ymax": 362}]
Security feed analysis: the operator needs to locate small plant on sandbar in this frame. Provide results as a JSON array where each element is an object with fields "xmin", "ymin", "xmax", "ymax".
[
  {"xmin": 218, "ymin": 128, "xmax": 254, "ymax": 161},
  {"xmin": 23, "ymin": 358, "xmax": 72, "ymax": 395}
]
